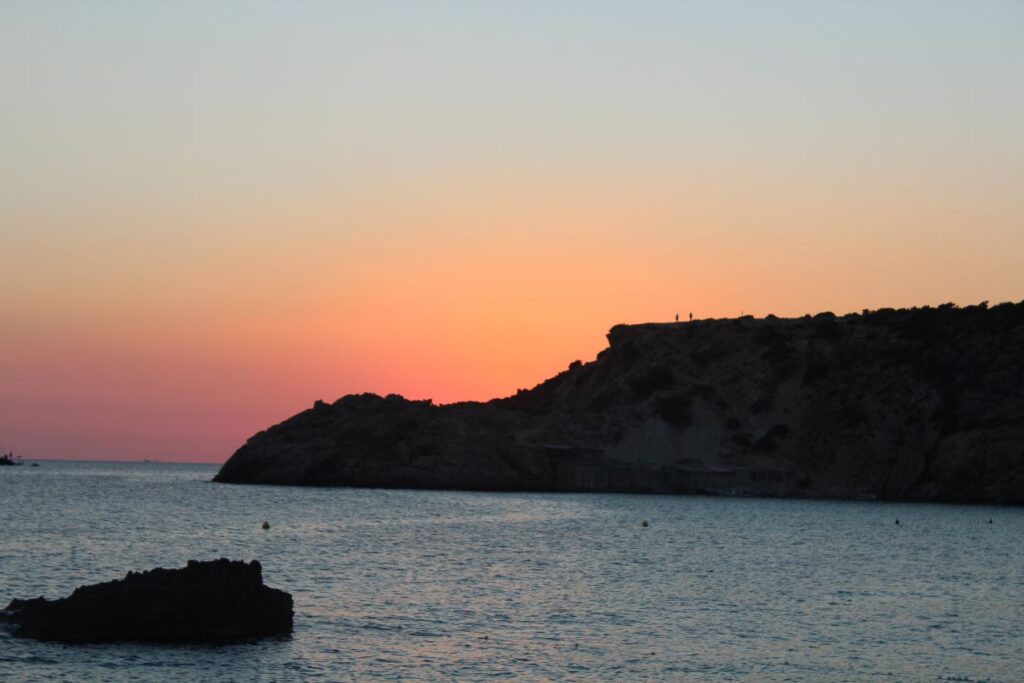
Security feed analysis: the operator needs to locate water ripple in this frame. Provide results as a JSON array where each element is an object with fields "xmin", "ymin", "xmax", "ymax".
[{"xmin": 1, "ymin": 462, "xmax": 1022, "ymax": 681}]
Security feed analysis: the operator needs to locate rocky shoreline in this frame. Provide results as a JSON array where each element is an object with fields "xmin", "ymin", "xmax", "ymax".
[
  {"xmin": 3, "ymin": 559, "xmax": 293, "ymax": 642},
  {"xmin": 215, "ymin": 302, "xmax": 1024, "ymax": 504}
]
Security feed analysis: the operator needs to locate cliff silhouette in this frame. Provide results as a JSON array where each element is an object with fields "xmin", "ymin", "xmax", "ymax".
[{"xmin": 214, "ymin": 301, "xmax": 1024, "ymax": 504}]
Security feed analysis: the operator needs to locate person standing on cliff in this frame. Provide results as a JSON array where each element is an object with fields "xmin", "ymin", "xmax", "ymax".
[{"xmin": 675, "ymin": 313, "xmax": 679, "ymax": 322}]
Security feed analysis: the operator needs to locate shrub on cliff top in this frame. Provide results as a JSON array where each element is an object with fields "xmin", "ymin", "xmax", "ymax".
[{"xmin": 812, "ymin": 317, "xmax": 842, "ymax": 342}]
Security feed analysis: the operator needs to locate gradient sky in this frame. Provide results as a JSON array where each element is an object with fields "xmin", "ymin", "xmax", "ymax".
[{"xmin": 2, "ymin": 1, "xmax": 1022, "ymax": 461}]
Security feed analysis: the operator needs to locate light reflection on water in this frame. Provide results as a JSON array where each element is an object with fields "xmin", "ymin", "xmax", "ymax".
[{"xmin": 1, "ymin": 461, "xmax": 1021, "ymax": 682}]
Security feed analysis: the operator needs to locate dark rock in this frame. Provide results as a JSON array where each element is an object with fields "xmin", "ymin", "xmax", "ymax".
[
  {"xmin": 214, "ymin": 301, "xmax": 1024, "ymax": 504},
  {"xmin": 3, "ymin": 558, "xmax": 292, "ymax": 642}
]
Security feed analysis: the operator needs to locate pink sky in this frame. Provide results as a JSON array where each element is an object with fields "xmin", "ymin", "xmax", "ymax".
[{"xmin": 2, "ymin": 3, "xmax": 1022, "ymax": 461}]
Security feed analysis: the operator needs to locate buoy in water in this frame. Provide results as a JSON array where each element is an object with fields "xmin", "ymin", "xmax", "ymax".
[
  {"xmin": 642, "ymin": 520, "xmax": 649, "ymax": 528},
  {"xmin": 895, "ymin": 519, "xmax": 900, "ymax": 525},
  {"xmin": 261, "ymin": 521, "xmax": 270, "ymax": 530}
]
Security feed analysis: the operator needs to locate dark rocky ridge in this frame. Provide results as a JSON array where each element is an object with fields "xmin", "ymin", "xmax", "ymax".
[
  {"xmin": 215, "ymin": 302, "xmax": 1024, "ymax": 504},
  {"xmin": 3, "ymin": 559, "xmax": 293, "ymax": 642}
]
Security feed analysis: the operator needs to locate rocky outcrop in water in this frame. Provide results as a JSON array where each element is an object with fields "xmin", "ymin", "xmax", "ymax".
[
  {"xmin": 2, "ymin": 559, "xmax": 293, "ymax": 642},
  {"xmin": 215, "ymin": 301, "xmax": 1024, "ymax": 504}
]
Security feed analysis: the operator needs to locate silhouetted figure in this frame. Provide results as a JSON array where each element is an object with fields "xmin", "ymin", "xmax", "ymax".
[
  {"xmin": 675, "ymin": 313, "xmax": 679, "ymax": 322},
  {"xmin": 689, "ymin": 312, "xmax": 693, "ymax": 322}
]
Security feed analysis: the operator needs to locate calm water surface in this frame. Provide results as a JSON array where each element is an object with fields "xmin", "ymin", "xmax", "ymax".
[{"xmin": 0, "ymin": 461, "xmax": 1021, "ymax": 682}]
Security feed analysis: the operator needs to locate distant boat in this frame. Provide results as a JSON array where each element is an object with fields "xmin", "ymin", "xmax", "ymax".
[{"xmin": 0, "ymin": 451, "xmax": 22, "ymax": 466}]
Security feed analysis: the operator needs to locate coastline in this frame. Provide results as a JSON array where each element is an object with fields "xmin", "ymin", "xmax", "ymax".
[{"xmin": 214, "ymin": 303, "xmax": 1024, "ymax": 504}]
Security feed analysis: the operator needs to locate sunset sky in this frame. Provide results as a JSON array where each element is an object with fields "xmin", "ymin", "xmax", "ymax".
[{"xmin": 2, "ymin": 2, "xmax": 1022, "ymax": 461}]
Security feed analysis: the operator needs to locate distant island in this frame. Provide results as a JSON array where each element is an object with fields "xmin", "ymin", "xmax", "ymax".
[{"xmin": 215, "ymin": 301, "xmax": 1024, "ymax": 504}]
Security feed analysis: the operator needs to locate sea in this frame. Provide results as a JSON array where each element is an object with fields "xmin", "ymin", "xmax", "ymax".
[{"xmin": 0, "ymin": 460, "xmax": 1021, "ymax": 682}]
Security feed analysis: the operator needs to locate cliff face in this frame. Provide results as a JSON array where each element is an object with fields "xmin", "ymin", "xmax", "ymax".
[{"xmin": 214, "ymin": 302, "xmax": 1024, "ymax": 503}]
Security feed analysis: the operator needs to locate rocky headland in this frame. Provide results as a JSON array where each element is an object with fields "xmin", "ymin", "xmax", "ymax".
[
  {"xmin": 3, "ymin": 559, "xmax": 293, "ymax": 642},
  {"xmin": 215, "ymin": 302, "xmax": 1024, "ymax": 504}
]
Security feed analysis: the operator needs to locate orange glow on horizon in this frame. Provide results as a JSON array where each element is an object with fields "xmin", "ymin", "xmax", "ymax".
[
  {"xmin": 3, "ymin": 172, "xmax": 1022, "ymax": 461},
  {"xmin": 3, "ymin": 1, "xmax": 1023, "ymax": 461}
]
